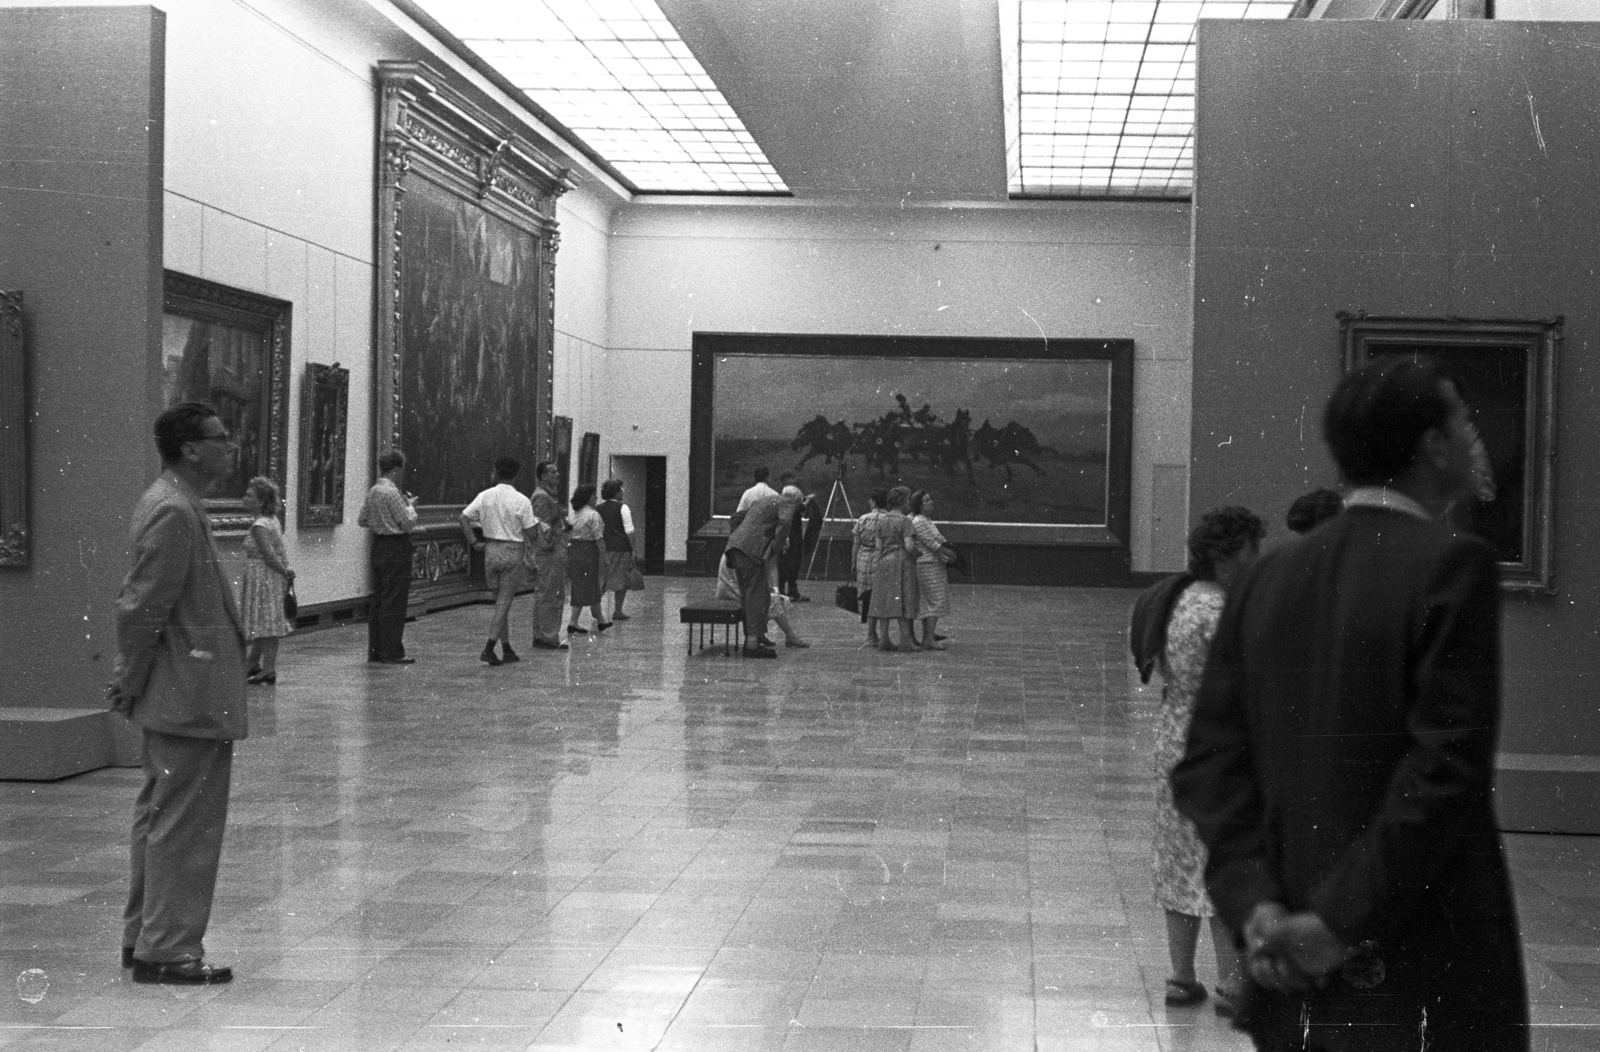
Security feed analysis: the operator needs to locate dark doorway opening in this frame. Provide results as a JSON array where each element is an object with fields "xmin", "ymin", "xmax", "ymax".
[{"xmin": 610, "ymin": 455, "xmax": 667, "ymax": 574}]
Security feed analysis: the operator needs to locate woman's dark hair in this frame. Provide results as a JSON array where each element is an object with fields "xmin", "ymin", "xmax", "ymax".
[
  {"xmin": 909, "ymin": 489, "xmax": 930, "ymax": 515},
  {"xmin": 1187, "ymin": 506, "xmax": 1266, "ymax": 580},
  {"xmin": 886, "ymin": 485, "xmax": 911, "ymax": 511},
  {"xmin": 246, "ymin": 476, "xmax": 281, "ymax": 516},
  {"xmin": 378, "ymin": 449, "xmax": 407, "ymax": 473},
  {"xmin": 1285, "ymin": 488, "xmax": 1342, "ymax": 534},
  {"xmin": 153, "ymin": 401, "xmax": 219, "ymax": 465},
  {"xmin": 600, "ymin": 478, "xmax": 623, "ymax": 500},
  {"xmin": 1323, "ymin": 357, "xmax": 1454, "ymax": 486},
  {"xmin": 570, "ymin": 483, "xmax": 596, "ymax": 511},
  {"xmin": 870, "ymin": 487, "xmax": 888, "ymax": 510}
]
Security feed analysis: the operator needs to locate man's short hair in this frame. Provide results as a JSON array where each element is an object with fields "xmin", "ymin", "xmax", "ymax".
[
  {"xmin": 778, "ymin": 470, "xmax": 796, "ymax": 486},
  {"xmin": 1323, "ymin": 358, "xmax": 1454, "ymax": 487},
  {"xmin": 1285, "ymin": 488, "xmax": 1343, "ymax": 534},
  {"xmin": 378, "ymin": 449, "xmax": 407, "ymax": 473},
  {"xmin": 534, "ymin": 460, "xmax": 554, "ymax": 481},
  {"xmin": 753, "ymin": 466, "xmax": 770, "ymax": 483},
  {"xmin": 154, "ymin": 401, "xmax": 219, "ymax": 465},
  {"xmin": 600, "ymin": 478, "xmax": 623, "ymax": 500},
  {"xmin": 494, "ymin": 456, "xmax": 520, "ymax": 481}
]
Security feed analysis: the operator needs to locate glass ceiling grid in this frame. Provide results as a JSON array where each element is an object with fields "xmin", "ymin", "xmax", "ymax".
[
  {"xmin": 1010, "ymin": 0, "xmax": 1294, "ymax": 198},
  {"xmin": 409, "ymin": 0, "xmax": 788, "ymax": 194}
]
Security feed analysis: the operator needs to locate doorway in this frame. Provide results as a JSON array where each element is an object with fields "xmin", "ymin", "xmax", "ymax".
[{"xmin": 609, "ymin": 455, "xmax": 667, "ymax": 574}]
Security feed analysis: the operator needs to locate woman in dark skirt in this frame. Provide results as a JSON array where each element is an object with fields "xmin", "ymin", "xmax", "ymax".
[
  {"xmin": 596, "ymin": 478, "xmax": 638, "ymax": 621},
  {"xmin": 565, "ymin": 484, "xmax": 610, "ymax": 635}
]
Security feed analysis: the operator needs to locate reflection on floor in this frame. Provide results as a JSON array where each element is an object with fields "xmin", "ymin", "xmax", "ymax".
[{"xmin": 1, "ymin": 579, "xmax": 1597, "ymax": 1051}]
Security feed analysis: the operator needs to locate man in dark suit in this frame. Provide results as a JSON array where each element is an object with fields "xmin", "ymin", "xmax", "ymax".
[
  {"xmin": 1173, "ymin": 358, "xmax": 1527, "ymax": 1050},
  {"xmin": 724, "ymin": 487, "xmax": 796, "ymax": 658},
  {"xmin": 108, "ymin": 402, "xmax": 247, "ymax": 985}
]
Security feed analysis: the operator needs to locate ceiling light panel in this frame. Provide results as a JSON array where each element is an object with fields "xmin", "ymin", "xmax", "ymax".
[
  {"xmin": 1009, "ymin": 0, "xmax": 1294, "ymax": 198},
  {"xmin": 410, "ymin": 0, "xmax": 788, "ymax": 194}
]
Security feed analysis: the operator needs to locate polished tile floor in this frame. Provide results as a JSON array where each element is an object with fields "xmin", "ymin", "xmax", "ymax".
[{"xmin": 2, "ymin": 579, "xmax": 1597, "ymax": 1051}]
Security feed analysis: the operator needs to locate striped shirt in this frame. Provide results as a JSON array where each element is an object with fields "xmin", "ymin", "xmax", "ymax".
[{"xmin": 357, "ymin": 477, "xmax": 417, "ymax": 535}]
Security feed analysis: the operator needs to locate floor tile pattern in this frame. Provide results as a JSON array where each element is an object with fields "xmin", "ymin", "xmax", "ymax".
[{"xmin": 1, "ymin": 579, "xmax": 1597, "ymax": 1050}]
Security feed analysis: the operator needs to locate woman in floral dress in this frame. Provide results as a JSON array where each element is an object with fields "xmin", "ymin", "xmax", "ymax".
[
  {"xmin": 240, "ymin": 477, "xmax": 294, "ymax": 684},
  {"xmin": 909, "ymin": 490, "xmax": 955, "ymax": 650},
  {"xmin": 851, "ymin": 488, "xmax": 887, "ymax": 645},
  {"xmin": 1152, "ymin": 505, "xmax": 1263, "ymax": 1011},
  {"xmin": 866, "ymin": 486, "xmax": 918, "ymax": 651}
]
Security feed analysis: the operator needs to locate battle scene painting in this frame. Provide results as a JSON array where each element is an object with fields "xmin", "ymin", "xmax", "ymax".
[
  {"xmin": 711, "ymin": 356, "xmax": 1112, "ymax": 525},
  {"xmin": 398, "ymin": 176, "xmax": 544, "ymax": 506}
]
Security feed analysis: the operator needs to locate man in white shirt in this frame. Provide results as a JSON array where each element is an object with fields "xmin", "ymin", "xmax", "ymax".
[
  {"xmin": 735, "ymin": 466, "xmax": 778, "ymax": 514},
  {"xmin": 458, "ymin": 457, "xmax": 538, "ymax": 666}
]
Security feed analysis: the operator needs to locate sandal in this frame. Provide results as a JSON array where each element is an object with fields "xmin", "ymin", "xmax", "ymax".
[{"xmin": 1164, "ymin": 978, "xmax": 1208, "ymax": 1007}]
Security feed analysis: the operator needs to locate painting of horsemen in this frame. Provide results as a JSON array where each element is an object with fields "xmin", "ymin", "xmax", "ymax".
[{"xmin": 709, "ymin": 351, "xmax": 1116, "ymax": 526}]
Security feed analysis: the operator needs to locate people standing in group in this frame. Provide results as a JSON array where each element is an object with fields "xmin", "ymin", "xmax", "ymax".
[
  {"xmin": 723, "ymin": 484, "xmax": 798, "ymax": 658},
  {"xmin": 908, "ymin": 489, "xmax": 955, "ymax": 651},
  {"xmin": 527, "ymin": 461, "xmax": 570, "ymax": 650},
  {"xmin": 777, "ymin": 488, "xmax": 821, "ymax": 601},
  {"xmin": 867, "ymin": 485, "xmax": 919, "ymax": 652},
  {"xmin": 565, "ymin": 483, "xmax": 611, "ymax": 636},
  {"xmin": 239, "ymin": 476, "xmax": 293, "ymax": 685},
  {"xmin": 107, "ymin": 402, "xmax": 245, "ymax": 985},
  {"xmin": 596, "ymin": 479, "xmax": 638, "ymax": 622},
  {"xmin": 459, "ymin": 456, "xmax": 538, "ymax": 666},
  {"xmin": 736, "ymin": 465, "xmax": 777, "ymax": 513},
  {"xmin": 1173, "ymin": 358, "xmax": 1528, "ymax": 1050},
  {"xmin": 358, "ymin": 449, "xmax": 418, "ymax": 665},
  {"xmin": 852, "ymin": 488, "xmax": 887, "ymax": 646},
  {"xmin": 1149, "ymin": 506, "xmax": 1263, "ymax": 1015}
]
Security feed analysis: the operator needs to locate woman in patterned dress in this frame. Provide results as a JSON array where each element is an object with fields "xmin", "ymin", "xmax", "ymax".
[
  {"xmin": 1153, "ymin": 506, "xmax": 1263, "ymax": 1011},
  {"xmin": 851, "ymin": 488, "xmax": 887, "ymax": 645},
  {"xmin": 866, "ymin": 486, "xmax": 918, "ymax": 652},
  {"xmin": 240, "ymin": 477, "xmax": 294, "ymax": 685},
  {"xmin": 908, "ymin": 490, "xmax": 955, "ymax": 650},
  {"xmin": 566, "ymin": 484, "xmax": 610, "ymax": 635}
]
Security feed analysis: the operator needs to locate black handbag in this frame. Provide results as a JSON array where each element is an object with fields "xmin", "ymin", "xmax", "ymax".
[
  {"xmin": 283, "ymin": 581, "xmax": 298, "ymax": 622},
  {"xmin": 834, "ymin": 583, "xmax": 859, "ymax": 613}
]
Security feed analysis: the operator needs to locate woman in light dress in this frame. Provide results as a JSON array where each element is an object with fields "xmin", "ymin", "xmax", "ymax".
[
  {"xmin": 866, "ymin": 485, "xmax": 918, "ymax": 652},
  {"xmin": 1152, "ymin": 505, "xmax": 1263, "ymax": 1013},
  {"xmin": 566, "ymin": 484, "xmax": 610, "ymax": 635},
  {"xmin": 240, "ymin": 476, "xmax": 294, "ymax": 685},
  {"xmin": 908, "ymin": 489, "xmax": 955, "ymax": 650},
  {"xmin": 850, "ymin": 488, "xmax": 887, "ymax": 646},
  {"xmin": 715, "ymin": 553, "xmax": 809, "ymax": 648}
]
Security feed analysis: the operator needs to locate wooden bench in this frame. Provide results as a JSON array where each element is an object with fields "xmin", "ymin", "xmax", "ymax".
[{"xmin": 679, "ymin": 600, "xmax": 744, "ymax": 656}]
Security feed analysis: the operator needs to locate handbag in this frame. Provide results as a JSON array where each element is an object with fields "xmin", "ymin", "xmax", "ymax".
[
  {"xmin": 625, "ymin": 564, "xmax": 645, "ymax": 590},
  {"xmin": 283, "ymin": 580, "xmax": 298, "ymax": 622},
  {"xmin": 834, "ymin": 583, "xmax": 859, "ymax": 613}
]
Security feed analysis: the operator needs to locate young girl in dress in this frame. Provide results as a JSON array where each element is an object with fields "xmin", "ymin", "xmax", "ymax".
[{"xmin": 241, "ymin": 477, "xmax": 294, "ymax": 684}]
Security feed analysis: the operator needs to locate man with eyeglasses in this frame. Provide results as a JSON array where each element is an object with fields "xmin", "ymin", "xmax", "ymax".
[{"xmin": 108, "ymin": 401, "xmax": 246, "ymax": 985}]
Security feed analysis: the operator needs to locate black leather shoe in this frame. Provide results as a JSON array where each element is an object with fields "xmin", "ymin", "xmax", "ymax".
[
  {"xmin": 131, "ymin": 958, "xmax": 233, "ymax": 985},
  {"xmin": 568, "ymin": 624, "xmax": 588, "ymax": 634},
  {"xmin": 379, "ymin": 657, "xmax": 416, "ymax": 665},
  {"xmin": 480, "ymin": 642, "xmax": 502, "ymax": 666},
  {"xmin": 741, "ymin": 645, "xmax": 777, "ymax": 659},
  {"xmin": 532, "ymin": 639, "xmax": 569, "ymax": 651},
  {"xmin": 121, "ymin": 947, "xmax": 135, "ymax": 968},
  {"xmin": 500, "ymin": 643, "xmax": 520, "ymax": 663},
  {"xmin": 596, "ymin": 621, "xmax": 613, "ymax": 632}
]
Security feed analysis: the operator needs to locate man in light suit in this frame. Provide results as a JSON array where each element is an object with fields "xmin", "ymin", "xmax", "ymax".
[
  {"xmin": 1173, "ymin": 359, "xmax": 1527, "ymax": 1050},
  {"xmin": 724, "ymin": 487, "xmax": 796, "ymax": 658},
  {"xmin": 108, "ymin": 401, "xmax": 247, "ymax": 985}
]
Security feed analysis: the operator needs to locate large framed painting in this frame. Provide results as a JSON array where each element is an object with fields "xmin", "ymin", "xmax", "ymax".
[
  {"xmin": 298, "ymin": 361, "xmax": 349, "ymax": 528},
  {"xmin": 690, "ymin": 333, "xmax": 1135, "ymax": 584},
  {"xmin": 0, "ymin": 291, "xmax": 25, "ymax": 567},
  {"xmin": 1340, "ymin": 313, "xmax": 1559, "ymax": 593},
  {"xmin": 376, "ymin": 61, "xmax": 572, "ymax": 604},
  {"xmin": 162, "ymin": 272, "xmax": 291, "ymax": 532}
]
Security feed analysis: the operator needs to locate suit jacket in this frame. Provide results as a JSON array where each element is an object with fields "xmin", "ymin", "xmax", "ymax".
[
  {"xmin": 726, "ymin": 492, "xmax": 793, "ymax": 564},
  {"xmin": 1172, "ymin": 507, "xmax": 1525, "ymax": 1040},
  {"xmin": 113, "ymin": 473, "xmax": 248, "ymax": 740}
]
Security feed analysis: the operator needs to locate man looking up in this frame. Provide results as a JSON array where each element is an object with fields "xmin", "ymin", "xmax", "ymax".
[
  {"xmin": 1173, "ymin": 358, "xmax": 1527, "ymax": 1050},
  {"xmin": 358, "ymin": 449, "xmax": 418, "ymax": 664}
]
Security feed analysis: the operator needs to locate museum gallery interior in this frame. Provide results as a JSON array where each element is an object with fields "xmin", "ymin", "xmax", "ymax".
[{"xmin": 2, "ymin": 0, "xmax": 1599, "ymax": 1048}]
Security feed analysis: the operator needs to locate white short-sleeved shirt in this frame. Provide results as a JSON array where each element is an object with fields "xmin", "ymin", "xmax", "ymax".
[
  {"xmin": 462, "ymin": 483, "xmax": 537, "ymax": 542},
  {"xmin": 736, "ymin": 481, "xmax": 778, "ymax": 512}
]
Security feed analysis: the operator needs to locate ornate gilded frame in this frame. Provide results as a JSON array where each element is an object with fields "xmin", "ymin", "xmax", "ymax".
[
  {"xmin": 0, "ymin": 291, "xmax": 27, "ymax": 567},
  {"xmin": 374, "ymin": 60, "xmax": 572, "ymax": 516},
  {"xmin": 163, "ymin": 272, "xmax": 291, "ymax": 532},
  {"xmin": 298, "ymin": 361, "xmax": 349, "ymax": 528},
  {"xmin": 1340, "ymin": 312, "xmax": 1560, "ymax": 593}
]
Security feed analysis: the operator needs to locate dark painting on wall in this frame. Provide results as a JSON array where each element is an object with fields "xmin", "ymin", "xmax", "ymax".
[
  {"xmin": 552, "ymin": 416, "xmax": 573, "ymax": 505},
  {"xmin": 578, "ymin": 432, "xmax": 600, "ymax": 487},
  {"xmin": 711, "ymin": 356, "xmax": 1113, "ymax": 525},
  {"xmin": 1342, "ymin": 313, "xmax": 1559, "ymax": 592},
  {"xmin": 298, "ymin": 362, "xmax": 348, "ymax": 528},
  {"xmin": 397, "ymin": 176, "xmax": 544, "ymax": 506},
  {"xmin": 0, "ymin": 291, "xmax": 25, "ymax": 567}
]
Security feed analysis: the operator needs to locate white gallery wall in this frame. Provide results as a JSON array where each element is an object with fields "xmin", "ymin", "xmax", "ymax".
[{"xmin": 602, "ymin": 200, "xmax": 1195, "ymax": 571}]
